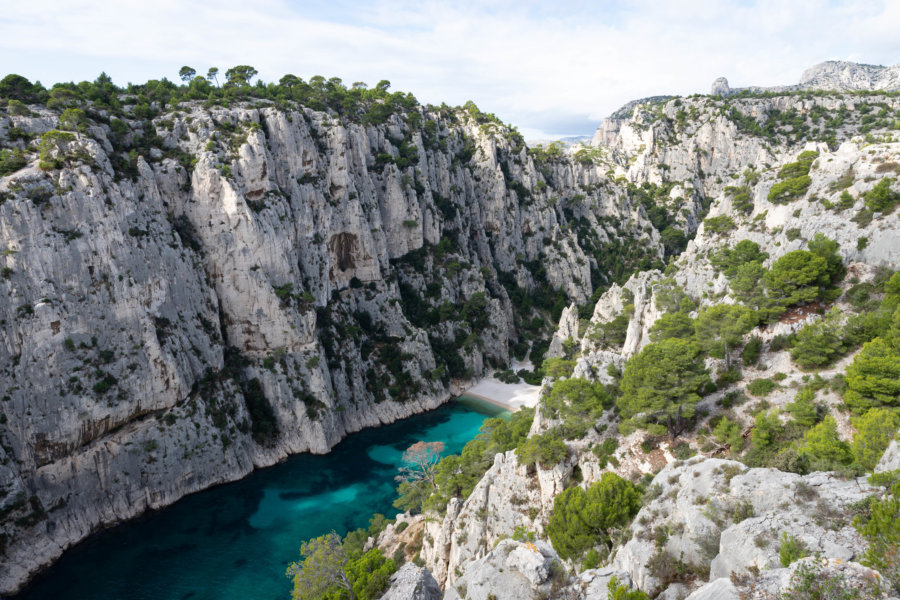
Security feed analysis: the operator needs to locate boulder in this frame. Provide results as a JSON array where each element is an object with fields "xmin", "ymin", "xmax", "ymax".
[{"xmin": 381, "ymin": 564, "xmax": 442, "ymax": 600}]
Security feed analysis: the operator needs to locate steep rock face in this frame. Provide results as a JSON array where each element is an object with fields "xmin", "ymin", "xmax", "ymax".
[
  {"xmin": 0, "ymin": 98, "xmax": 670, "ymax": 592},
  {"xmin": 420, "ymin": 450, "xmax": 567, "ymax": 586}
]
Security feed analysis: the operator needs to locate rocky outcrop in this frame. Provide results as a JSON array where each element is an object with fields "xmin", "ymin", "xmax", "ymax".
[
  {"xmin": 381, "ymin": 564, "xmax": 443, "ymax": 600},
  {"xmin": 421, "ymin": 450, "xmax": 570, "ymax": 586},
  {"xmin": 611, "ymin": 458, "xmax": 879, "ymax": 597},
  {"xmin": 442, "ymin": 539, "xmax": 564, "ymax": 600},
  {"xmin": 725, "ymin": 556, "xmax": 897, "ymax": 600},
  {"xmin": 877, "ymin": 439, "xmax": 900, "ymax": 473}
]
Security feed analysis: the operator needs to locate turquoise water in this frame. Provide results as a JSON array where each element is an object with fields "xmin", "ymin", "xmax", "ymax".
[{"xmin": 16, "ymin": 397, "xmax": 504, "ymax": 600}]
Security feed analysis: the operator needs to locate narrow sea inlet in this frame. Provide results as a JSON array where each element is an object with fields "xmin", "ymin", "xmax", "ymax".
[{"xmin": 16, "ymin": 397, "xmax": 505, "ymax": 600}]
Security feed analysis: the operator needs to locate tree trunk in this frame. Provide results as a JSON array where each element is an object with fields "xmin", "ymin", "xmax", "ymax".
[{"xmin": 340, "ymin": 572, "xmax": 355, "ymax": 600}]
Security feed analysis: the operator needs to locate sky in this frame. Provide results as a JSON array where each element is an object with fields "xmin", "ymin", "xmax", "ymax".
[{"xmin": 1, "ymin": 0, "xmax": 898, "ymax": 139}]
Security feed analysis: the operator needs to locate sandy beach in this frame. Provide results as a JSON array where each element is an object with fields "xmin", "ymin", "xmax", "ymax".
[{"xmin": 461, "ymin": 377, "xmax": 541, "ymax": 412}]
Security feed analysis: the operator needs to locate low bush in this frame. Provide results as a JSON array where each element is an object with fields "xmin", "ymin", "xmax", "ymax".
[
  {"xmin": 703, "ymin": 215, "xmax": 736, "ymax": 235},
  {"xmin": 779, "ymin": 532, "xmax": 809, "ymax": 567},
  {"xmin": 746, "ymin": 378, "xmax": 776, "ymax": 397}
]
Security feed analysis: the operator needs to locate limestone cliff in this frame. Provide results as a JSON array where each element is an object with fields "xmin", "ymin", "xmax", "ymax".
[{"xmin": 0, "ymin": 91, "xmax": 674, "ymax": 592}]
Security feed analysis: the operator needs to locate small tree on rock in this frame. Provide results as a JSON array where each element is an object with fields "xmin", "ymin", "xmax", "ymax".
[
  {"xmin": 547, "ymin": 472, "xmax": 641, "ymax": 559},
  {"xmin": 397, "ymin": 441, "xmax": 444, "ymax": 488}
]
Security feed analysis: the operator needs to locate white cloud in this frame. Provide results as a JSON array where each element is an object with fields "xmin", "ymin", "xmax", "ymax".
[{"xmin": 0, "ymin": 0, "xmax": 897, "ymax": 137}]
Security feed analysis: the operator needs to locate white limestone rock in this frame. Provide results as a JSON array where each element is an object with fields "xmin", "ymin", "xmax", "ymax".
[
  {"xmin": 684, "ymin": 578, "xmax": 740, "ymax": 600},
  {"xmin": 876, "ymin": 439, "xmax": 900, "ymax": 473},
  {"xmin": 612, "ymin": 459, "xmax": 879, "ymax": 596},
  {"xmin": 442, "ymin": 539, "xmax": 562, "ymax": 600},
  {"xmin": 381, "ymin": 564, "xmax": 443, "ymax": 600}
]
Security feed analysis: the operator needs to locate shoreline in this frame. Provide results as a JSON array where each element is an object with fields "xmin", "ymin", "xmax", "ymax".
[
  {"xmin": 457, "ymin": 391, "xmax": 517, "ymax": 412},
  {"xmin": 458, "ymin": 375, "xmax": 542, "ymax": 413}
]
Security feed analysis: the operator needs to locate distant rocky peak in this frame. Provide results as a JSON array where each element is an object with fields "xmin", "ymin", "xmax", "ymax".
[{"xmin": 798, "ymin": 59, "xmax": 900, "ymax": 91}]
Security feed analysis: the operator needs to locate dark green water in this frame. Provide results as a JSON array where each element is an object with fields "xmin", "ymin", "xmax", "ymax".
[{"xmin": 16, "ymin": 397, "xmax": 503, "ymax": 600}]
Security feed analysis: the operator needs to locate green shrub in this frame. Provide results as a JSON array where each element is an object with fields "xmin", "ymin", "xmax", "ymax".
[
  {"xmin": 649, "ymin": 312, "xmax": 694, "ymax": 342},
  {"xmin": 546, "ymin": 473, "xmax": 641, "ymax": 560},
  {"xmin": 751, "ymin": 409, "xmax": 782, "ymax": 449},
  {"xmin": 592, "ymin": 438, "xmax": 619, "ymax": 467},
  {"xmin": 542, "ymin": 378, "xmax": 611, "ymax": 440},
  {"xmin": 703, "ymin": 215, "xmax": 736, "ymax": 235},
  {"xmin": 746, "ymin": 378, "xmax": 776, "ymax": 397},
  {"xmin": 710, "ymin": 239, "xmax": 767, "ymax": 278},
  {"xmin": 786, "ymin": 227, "xmax": 802, "ymax": 241},
  {"xmin": 725, "ymin": 185, "xmax": 753, "ymax": 215},
  {"xmin": 852, "ymin": 408, "xmax": 900, "ymax": 472},
  {"xmin": 516, "ymin": 429, "xmax": 567, "ymax": 469},
  {"xmin": 854, "ymin": 478, "xmax": 900, "ymax": 592},
  {"xmin": 768, "ymin": 175, "xmax": 812, "ymax": 203},
  {"xmin": 800, "ymin": 415, "xmax": 853, "ymax": 470},
  {"xmin": 606, "ymin": 576, "xmax": 650, "ymax": 600},
  {"xmin": 835, "ymin": 190, "xmax": 856, "ymax": 210},
  {"xmin": 589, "ymin": 313, "xmax": 630, "ymax": 349},
  {"xmin": 768, "ymin": 152, "xmax": 818, "ymax": 204},
  {"xmin": 542, "ymin": 357, "xmax": 576, "ymax": 379},
  {"xmin": 742, "ymin": 336, "xmax": 762, "ymax": 365},
  {"xmin": 618, "ymin": 338, "xmax": 710, "ymax": 439},
  {"xmin": 789, "ymin": 309, "xmax": 846, "ymax": 369},
  {"xmin": 0, "ymin": 148, "xmax": 27, "ymax": 176},
  {"xmin": 59, "ymin": 107, "xmax": 87, "ymax": 132},
  {"xmin": 778, "ymin": 151, "xmax": 819, "ymax": 179},
  {"xmin": 243, "ymin": 378, "xmax": 278, "ymax": 444},
  {"xmin": 37, "ymin": 129, "xmax": 76, "ymax": 170},
  {"xmin": 694, "ymin": 304, "xmax": 756, "ymax": 370},
  {"xmin": 779, "ymin": 532, "xmax": 809, "ymax": 566},
  {"xmin": 786, "ymin": 387, "xmax": 820, "ymax": 427},
  {"xmin": 713, "ymin": 416, "xmax": 744, "ymax": 453},
  {"xmin": 864, "ymin": 178, "xmax": 900, "ymax": 213},
  {"xmin": 580, "ymin": 548, "xmax": 600, "ymax": 571}
]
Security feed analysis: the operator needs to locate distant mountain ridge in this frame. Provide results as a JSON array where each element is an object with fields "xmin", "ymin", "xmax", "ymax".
[{"xmin": 712, "ymin": 59, "xmax": 900, "ymax": 96}]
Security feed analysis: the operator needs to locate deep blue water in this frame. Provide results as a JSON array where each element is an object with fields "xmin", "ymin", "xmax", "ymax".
[{"xmin": 15, "ymin": 397, "xmax": 503, "ymax": 600}]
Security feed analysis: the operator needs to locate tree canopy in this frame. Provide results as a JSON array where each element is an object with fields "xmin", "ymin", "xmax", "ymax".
[
  {"xmin": 618, "ymin": 338, "xmax": 710, "ymax": 439},
  {"xmin": 693, "ymin": 304, "xmax": 756, "ymax": 368},
  {"xmin": 844, "ymin": 336, "xmax": 900, "ymax": 414},
  {"xmin": 546, "ymin": 472, "xmax": 641, "ymax": 559}
]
